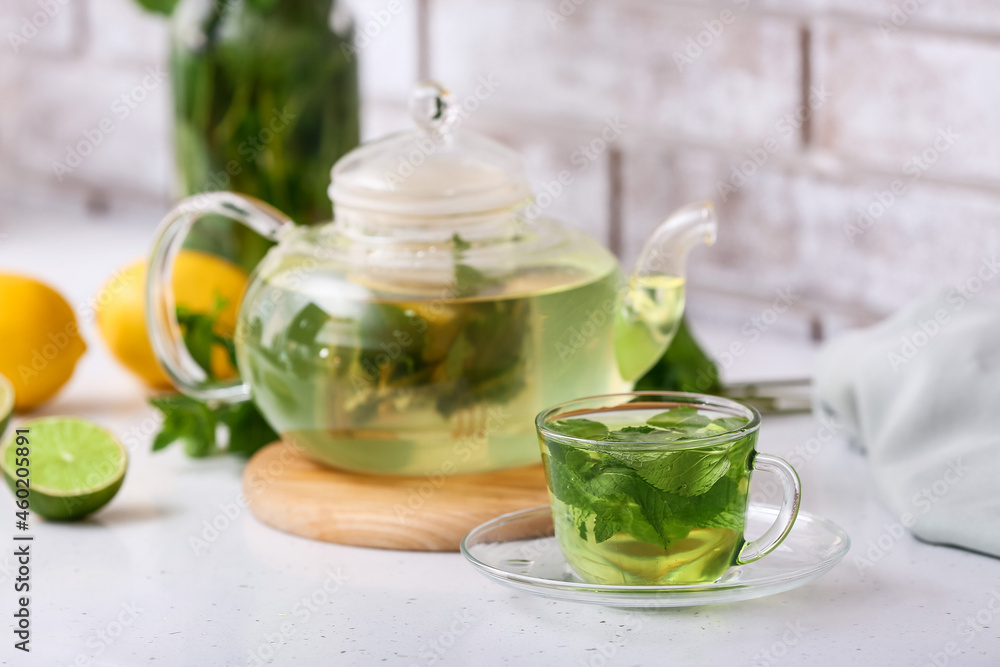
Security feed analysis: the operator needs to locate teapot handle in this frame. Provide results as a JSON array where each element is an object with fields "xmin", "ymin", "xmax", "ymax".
[{"xmin": 146, "ymin": 192, "xmax": 293, "ymax": 403}]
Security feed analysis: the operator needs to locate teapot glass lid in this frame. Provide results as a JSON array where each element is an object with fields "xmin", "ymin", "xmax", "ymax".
[{"xmin": 328, "ymin": 82, "xmax": 533, "ymax": 217}]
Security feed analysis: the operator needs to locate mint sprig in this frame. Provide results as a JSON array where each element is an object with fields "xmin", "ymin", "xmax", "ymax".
[
  {"xmin": 543, "ymin": 408, "xmax": 751, "ymax": 547},
  {"xmin": 150, "ymin": 392, "xmax": 279, "ymax": 459},
  {"xmin": 149, "ymin": 297, "xmax": 278, "ymax": 458}
]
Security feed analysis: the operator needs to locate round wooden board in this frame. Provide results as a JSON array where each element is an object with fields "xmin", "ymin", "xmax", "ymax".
[{"xmin": 243, "ymin": 442, "xmax": 551, "ymax": 552}]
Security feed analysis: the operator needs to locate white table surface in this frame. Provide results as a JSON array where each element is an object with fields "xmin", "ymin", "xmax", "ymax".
[{"xmin": 1, "ymin": 203, "xmax": 999, "ymax": 667}]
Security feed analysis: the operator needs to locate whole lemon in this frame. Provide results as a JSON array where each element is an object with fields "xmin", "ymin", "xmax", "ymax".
[
  {"xmin": 95, "ymin": 250, "xmax": 248, "ymax": 389},
  {"xmin": 0, "ymin": 274, "xmax": 87, "ymax": 411}
]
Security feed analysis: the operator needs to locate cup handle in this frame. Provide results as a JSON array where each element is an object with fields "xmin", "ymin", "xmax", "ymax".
[
  {"xmin": 145, "ymin": 192, "xmax": 293, "ymax": 403},
  {"xmin": 736, "ymin": 453, "xmax": 801, "ymax": 564}
]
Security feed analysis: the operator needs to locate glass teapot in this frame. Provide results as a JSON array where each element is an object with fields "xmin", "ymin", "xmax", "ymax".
[{"xmin": 147, "ymin": 82, "xmax": 716, "ymax": 475}]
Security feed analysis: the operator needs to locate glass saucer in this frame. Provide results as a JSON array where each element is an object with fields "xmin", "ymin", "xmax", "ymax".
[{"xmin": 460, "ymin": 505, "xmax": 850, "ymax": 608}]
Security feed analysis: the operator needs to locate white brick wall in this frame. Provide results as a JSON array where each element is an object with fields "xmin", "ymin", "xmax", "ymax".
[
  {"xmin": 2, "ymin": 0, "xmax": 999, "ymax": 327},
  {"xmin": 429, "ymin": 0, "xmax": 802, "ymax": 148},
  {"xmin": 0, "ymin": 55, "xmax": 172, "ymax": 199},
  {"xmin": 757, "ymin": 0, "xmax": 1000, "ymax": 34},
  {"xmin": 812, "ymin": 20, "xmax": 1000, "ymax": 185},
  {"xmin": 346, "ymin": 0, "xmax": 419, "ymax": 103},
  {"xmin": 1, "ymin": 0, "xmax": 82, "ymax": 56}
]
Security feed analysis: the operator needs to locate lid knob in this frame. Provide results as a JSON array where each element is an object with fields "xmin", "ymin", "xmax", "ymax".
[
  {"xmin": 328, "ymin": 80, "xmax": 533, "ymax": 220},
  {"xmin": 409, "ymin": 81, "xmax": 459, "ymax": 136}
]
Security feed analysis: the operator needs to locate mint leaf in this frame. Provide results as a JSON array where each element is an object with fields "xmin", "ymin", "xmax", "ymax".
[
  {"xmin": 689, "ymin": 416, "xmax": 750, "ymax": 438},
  {"xmin": 713, "ymin": 416, "xmax": 749, "ymax": 431},
  {"xmin": 723, "ymin": 434, "xmax": 757, "ymax": 478},
  {"xmin": 565, "ymin": 447, "xmax": 600, "ymax": 477},
  {"xmin": 592, "ymin": 497, "xmax": 628, "ymax": 542},
  {"xmin": 612, "ymin": 448, "xmax": 730, "ymax": 497},
  {"xmin": 288, "ymin": 301, "xmax": 329, "ymax": 346},
  {"xmin": 546, "ymin": 454, "xmax": 598, "ymax": 511},
  {"xmin": 585, "ymin": 467, "xmax": 675, "ymax": 547},
  {"xmin": 545, "ymin": 446, "xmax": 631, "ymax": 542},
  {"xmin": 452, "ymin": 233, "xmax": 503, "ymax": 297},
  {"xmin": 566, "ymin": 504, "xmax": 592, "ymax": 540},
  {"xmin": 634, "ymin": 317, "xmax": 722, "ymax": 394},
  {"xmin": 622, "ymin": 503, "xmax": 673, "ymax": 546},
  {"xmin": 176, "ymin": 293, "xmax": 230, "ymax": 380},
  {"xmin": 443, "ymin": 331, "xmax": 470, "ymax": 379},
  {"xmin": 586, "ymin": 466, "xmax": 640, "ymax": 497},
  {"xmin": 620, "ymin": 425, "xmax": 656, "ymax": 434},
  {"xmin": 176, "ymin": 306, "xmax": 219, "ymax": 377},
  {"xmin": 150, "ymin": 395, "xmax": 218, "ymax": 457},
  {"xmin": 647, "ymin": 406, "xmax": 710, "ymax": 429},
  {"xmin": 669, "ymin": 476, "xmax": 745, "ymax": 532},
  {"xmin": 153, "ymin": 294, "xmax": 278, "ymax": 459},
  {"xmin": 700, "ymin": 507, "xmax": 745, "ymax": 531},
  {"xmin": 133, "ymin": 0, "xmax": 180, "ymax": 15},
  {"xmin": 219, "ymin": 401, "xmax": 279, "ymax": 458},
  {"xmin": 543, "ymin": 437, "xmax": 570, "ymax": 464},
  {"xmin": 149, "ymin": 395, "xmax": 277, "ymax": 459},
  {"xmin": 599, "ymin": 425, "xmax": 677, "ymax": 443},
  {"xmin": 454, "ymin": 263, "xmax": 502, "ymax": 297},
  {"xmin": 451, "ymin": 233, "xmax": 472, "ymax": 252},
  {"xmin": 551, "ymin": 418, "xmax": 609, "ymax": 439}
]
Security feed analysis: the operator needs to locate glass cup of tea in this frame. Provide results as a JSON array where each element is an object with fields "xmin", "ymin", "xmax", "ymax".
[{"xmin": 535, "ymin": 392, "xmax": 801, "ymax": 586}]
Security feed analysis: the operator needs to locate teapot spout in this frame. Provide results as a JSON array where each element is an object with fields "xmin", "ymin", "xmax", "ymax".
[
  {"xmin": 631, "ymin": 201, "xmax": 717, "ymax": 282},
  {"xmin": 615, "ymin": 201, "xmax": 717, "ymax": 382}
]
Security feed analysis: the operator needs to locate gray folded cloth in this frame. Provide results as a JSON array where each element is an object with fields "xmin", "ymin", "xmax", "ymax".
[{"xmin": 814, "ymin": 290, "xmax": 1000, "ymax": 558}]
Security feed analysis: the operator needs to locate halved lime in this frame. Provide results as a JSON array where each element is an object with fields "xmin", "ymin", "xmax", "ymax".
[
  {"xmin": 0, "ymin": 373, "xmax": 12, "ymax": 441},
  {"xmin": 1, "ymin": 417, "xmax": 127, "ymax": 521}
]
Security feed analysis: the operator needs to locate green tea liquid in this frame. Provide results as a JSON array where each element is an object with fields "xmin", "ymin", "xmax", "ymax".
[
  {"xmin": 238, "ymin": 260, "xmax": 630, "ymax": 475},
  {"xmin": 552, "ymin": 510, "xmax": 740, "ymax": 585},
  {"xmin": 614, "ymin": 275, "xmax": 685, "ymax": 382},
  {"xmin": 541, "ymin": 407, "xmax": 754, "ymax": 585}
]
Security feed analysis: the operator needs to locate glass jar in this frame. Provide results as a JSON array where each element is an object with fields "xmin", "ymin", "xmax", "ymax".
[{"xmin": 169, "ymin": 0, "xmax": 360, "ymax": 270}]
